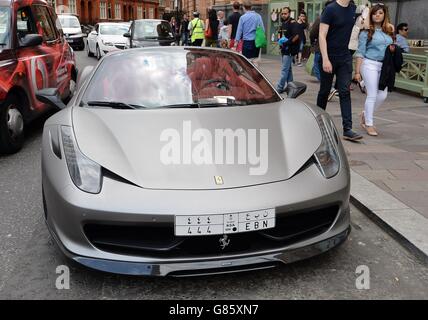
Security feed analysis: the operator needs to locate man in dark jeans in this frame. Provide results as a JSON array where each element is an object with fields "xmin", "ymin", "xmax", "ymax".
[
  {"xmin": 317, "ymin": 0, "xmax": 362, "ymax": 141},
  {"xmin": 227, "ymin": 1, "xmax": 241, "ymax": 49},
  {"xmin": 276, "ymin": 7, "xmax": 300, "ymax": 93}
]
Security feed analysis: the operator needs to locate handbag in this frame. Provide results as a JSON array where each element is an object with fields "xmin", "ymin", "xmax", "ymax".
[
  {"xmin": 205, "ymin": 22, "xmax": 213, "ymax": 38},
  {"xmin": 255, "ymin": 26, "xmax": 267, "ymax": 48}
]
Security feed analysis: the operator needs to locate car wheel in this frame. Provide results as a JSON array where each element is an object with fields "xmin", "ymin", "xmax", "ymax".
[
  {"xmin": 96, "ymin": 45, "xmax": 101, "ymax": 60},
  {"xmin": 0, "ymin": 95, "xmax": 25, "ymax": 154},
  {"xmin": 87, "ymin": 41, "xmax": 93, "ymax": 57}
]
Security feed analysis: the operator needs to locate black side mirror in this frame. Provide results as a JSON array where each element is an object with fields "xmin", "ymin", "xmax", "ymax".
[
  {"xmin": 285, "ymin": 81, "xmax": 307, "ymax": 99},
  {"xmin": 123, "ymin": 32, "xmax": 131, "ymax": 38},
  {"xmin": 36, "ymin": 88, "xmax": 66, "ymax": 110},
  {"xmin": 20, "ymin": 34, "xmax": 43, "ymax": 47}
]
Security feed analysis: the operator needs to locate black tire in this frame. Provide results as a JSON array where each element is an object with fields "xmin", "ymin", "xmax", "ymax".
[
  {"xmin": 86, "ymin": 40, "xmax": 94, "ymax": 57},
  {"xmin": 424, "ymin": 97, "xmax": 428, "ymax": 104},
  {"xmin": 0, "ymin": 95, "xmax": 25, "ymax": 154},
  {"xmin": 96, "ymin": 45, "xmax": 101, "ymax": 60}
]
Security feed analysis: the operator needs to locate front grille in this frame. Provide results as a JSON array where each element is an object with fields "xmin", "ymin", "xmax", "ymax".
[
  {"xmin": 115, "ymin": 44, "xmax": 125, "ymax": 50},
  {"xmin": 84, "ymin": 205, "xmax": 339, "ymax": 258}
]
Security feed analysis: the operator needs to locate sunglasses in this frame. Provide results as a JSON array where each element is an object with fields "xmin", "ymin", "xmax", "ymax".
[{"xmin": 403, "ymin": 28, "xmax": 409, "ymax": 31}]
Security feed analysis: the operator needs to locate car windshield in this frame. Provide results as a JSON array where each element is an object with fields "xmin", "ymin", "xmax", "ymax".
[
  {"xmin": 59, "ymin": 15, "xmax": 80, "ymax": 28},
  {"xmin": 0, "ymin": 6, "xmax": 10, "ymax": 48},
  {"xmin": 133, "ymin": 20, "xmax": 173, "ymax": 39},
  {"xmin": 100, "ymin": 24, "xmax": 129, "ymax": 35},
  {"xmin": 81, "ymin": 49, "xmax": 281, "ymax": 108}
]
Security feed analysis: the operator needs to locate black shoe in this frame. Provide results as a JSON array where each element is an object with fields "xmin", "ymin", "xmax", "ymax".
[{"xmin": 343, "ymin": 129, "xmax": 363, "ymax": 141}]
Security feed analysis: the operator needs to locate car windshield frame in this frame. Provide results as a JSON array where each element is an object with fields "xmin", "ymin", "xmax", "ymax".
[
  {"xmin": 58, "ymin": 15, "xmax": 80, "ymax": 28},
  {"xmin": 0, "ymin": 6, "xmax": 11, "ymax": 49},
  {"xmin": 99, "ymin": 24, "xmax": 129, "ymax": 36},
  {"xmin": 133, "ymin": 20, "xmax": 173, "ymax": 40},
  {"xmin": 79, "ymin": 48, "xmax": 282, "ymax": 110}
]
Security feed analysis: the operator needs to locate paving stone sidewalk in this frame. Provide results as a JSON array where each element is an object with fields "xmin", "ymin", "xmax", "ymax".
[
  {"xmin": 258, "ymin": 55, "xmax": 428, "ymax": 260},
  {"xmin": 259, "ymin": 55, "xmax": 428, "ymax": 221}
]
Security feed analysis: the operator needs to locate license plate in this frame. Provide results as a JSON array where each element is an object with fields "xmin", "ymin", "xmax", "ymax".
[
  {"xmin": 175, "ymin": 209, "xmax": 275, "ymax": 236},
  {"xmin": 67, "ymin": 39, "xmax": 74, "ymax": 43}
]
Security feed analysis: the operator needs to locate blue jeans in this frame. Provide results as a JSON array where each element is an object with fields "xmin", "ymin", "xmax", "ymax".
[
  {"xmin": 317, "ymin": 54, "xmax": 353, "ymax": 131},
  {"xmin": 277, "ymin": 54, "xmax": 294, "ymax": 92},
  {"xmin": 181, "ymin": 32, "xmax": 189, "ymax": 46},
  {"xmin": 312, "ymin": 51, "xmax": 321, "ymax": 81}
]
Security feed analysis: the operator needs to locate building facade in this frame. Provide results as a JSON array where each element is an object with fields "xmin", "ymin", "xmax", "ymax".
[
  {"xmin": 181, "ymin": 0, "xmax": 267, "ymax": 19},
  {"xmin": 49, "ymin": 0, "xmax": 160, "ymax": 24}
]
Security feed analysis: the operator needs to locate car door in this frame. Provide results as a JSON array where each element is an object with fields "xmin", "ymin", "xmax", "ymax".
[
  {"xmin": 31, "ymin": 5, "xmax": 62, "ymax": 91},
  {"xmin": 14, "ymin": 5, "xmax": 49, "ymax": 112},
  {"xmin": 46, "ymin": 6, "xmax": 71, "ymax": 99},
  {"xmin": 87, "ymin": 24, "xmax": 98, "ymax": 53}
]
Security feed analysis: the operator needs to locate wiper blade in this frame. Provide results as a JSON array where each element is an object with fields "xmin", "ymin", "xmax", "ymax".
[
  {"xmin": 160, "ymin": 103, "xmax": 201, "ymax": 109},
  {"xmin": 86, "ymin": 101, "xmax": 144, "ymax": 109}
]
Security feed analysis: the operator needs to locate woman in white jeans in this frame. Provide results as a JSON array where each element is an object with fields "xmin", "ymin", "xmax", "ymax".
[{"xmin": 354, "ymin": 4, "xmax": 394, "ymax": 136}]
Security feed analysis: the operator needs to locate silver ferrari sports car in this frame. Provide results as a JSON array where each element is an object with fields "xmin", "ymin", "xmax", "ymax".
[{"xmin": 38, "ymin": 47, "xmax": 351, "ymax": 276}]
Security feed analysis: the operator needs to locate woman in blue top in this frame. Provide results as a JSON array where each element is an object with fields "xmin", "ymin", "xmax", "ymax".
[{"xmin": 354, "ymin": 4, "xmax": 394, "ymax": 136}]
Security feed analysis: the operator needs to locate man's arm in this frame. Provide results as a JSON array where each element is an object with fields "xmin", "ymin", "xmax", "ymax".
[{"xmin": 319, "ymin": 23, "xmax": 333, "ymax": 73}]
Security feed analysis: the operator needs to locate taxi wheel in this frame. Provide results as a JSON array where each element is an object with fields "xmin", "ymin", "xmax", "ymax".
[{"xmin": 0, "ymin": 95, "xmax": 25, "ymax": 154}]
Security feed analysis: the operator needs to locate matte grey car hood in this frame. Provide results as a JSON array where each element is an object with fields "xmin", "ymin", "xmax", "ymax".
[{"xmin": 72, "ymin": 100, "xmax": 322, "ymax": 190}]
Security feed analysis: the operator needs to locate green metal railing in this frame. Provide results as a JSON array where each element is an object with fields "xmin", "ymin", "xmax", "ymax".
[{"xmin": 395, "ymin": 51, "xmax": 428, "ymax": 102}]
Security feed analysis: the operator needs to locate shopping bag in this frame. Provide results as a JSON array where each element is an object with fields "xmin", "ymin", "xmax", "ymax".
[
  {"xmin": 255, "ymin": 26, "xmax": 267, "ymax": 48},
  {"xmin": 305, "ymin": 52, "xmax": 315, "ymax": 76}
]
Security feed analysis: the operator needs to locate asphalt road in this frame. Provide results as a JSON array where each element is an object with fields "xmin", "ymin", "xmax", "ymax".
[{"xmin": 0, "ymin": 47, "xmax": 427, "ymax": 299}]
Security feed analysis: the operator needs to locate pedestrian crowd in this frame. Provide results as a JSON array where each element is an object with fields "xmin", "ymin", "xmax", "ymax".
[
  {"xmin": 166, "ymin": 0, "xmax": 266, "ymax": 64},
  {"xmin": 167, "ymin": 0, "xmax": 410, "ymax": 141},
  {"xmin": 279, "ymin": 0, "xmax": 408, "ymax": 140}
]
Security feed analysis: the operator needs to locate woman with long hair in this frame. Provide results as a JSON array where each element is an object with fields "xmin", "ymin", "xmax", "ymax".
[
  {"xmin": 205, "ymin": 9, "xmax": 219, "ymax": 47},
  {"xmin": 354, "ymin": 4, "xmax": 394, "ymax": 136}
]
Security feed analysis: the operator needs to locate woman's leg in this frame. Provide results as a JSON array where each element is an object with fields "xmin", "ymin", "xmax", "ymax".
[
  {"xmin": 360, "ymin": 60, "xmax": 380, "ymax": 127},
  {"xmin": 374, "ymin": 79, "xmax": 388, "ymax": 112}
]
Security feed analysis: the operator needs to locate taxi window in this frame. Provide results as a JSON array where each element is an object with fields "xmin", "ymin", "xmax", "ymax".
[
  {"xmin": 16, "ymin": 6, "xmax": 37, "ymax": 43},
  {"xmin": 33, "ymin": 5, "xmax": 57, "ymax": 41},
  {"xmin": 0, "ymin": 6, "xmax": 10, "ymax": 47}
]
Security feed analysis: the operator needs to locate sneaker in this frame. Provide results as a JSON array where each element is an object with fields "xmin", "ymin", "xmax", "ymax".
[
  {"xmin": 328, "ymin": 89, "xmax": 338, "ymax": 101},
  {"xmin": 297, "ymin": 63, "xmax": 303, "ymax": 67},
  {"xmin": 343, "ymin": 129, "xmax": 363, "ymax": 141}
]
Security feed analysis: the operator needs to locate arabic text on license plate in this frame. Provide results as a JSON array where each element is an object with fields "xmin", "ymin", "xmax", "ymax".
[{"xmin": 175, "ymin": 209, "xmax": 275, "ymax": 236}]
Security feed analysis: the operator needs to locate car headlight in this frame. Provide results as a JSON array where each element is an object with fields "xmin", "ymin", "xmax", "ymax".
[
  {"xmin": 313, "ymin": 114, "xmax": 340, "ymax": 179},
  {"xmin": 61, "ymin": 126, "xmax": 102, "ymax": 194},
  {"xmin": 102, "ymin": 40, "xmax": 114, "ymax": 46}
]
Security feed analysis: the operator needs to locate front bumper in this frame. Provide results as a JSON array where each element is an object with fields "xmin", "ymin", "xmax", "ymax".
[
  {"xmin": 49, "ymin": 223, "xmax": 350, "ymax": 276},
  {"xmin": 65, "ymin": 36, "xmax": 84, "ymax": 47}
]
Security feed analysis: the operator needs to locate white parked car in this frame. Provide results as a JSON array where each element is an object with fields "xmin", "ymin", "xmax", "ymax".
[
  {"xmin": 86, "ymin": 23, "xmax": 130, "ymax": 60},
  {"xmin": 58, "ymin": 14, "xmax": 85, "ymax": 51}
]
